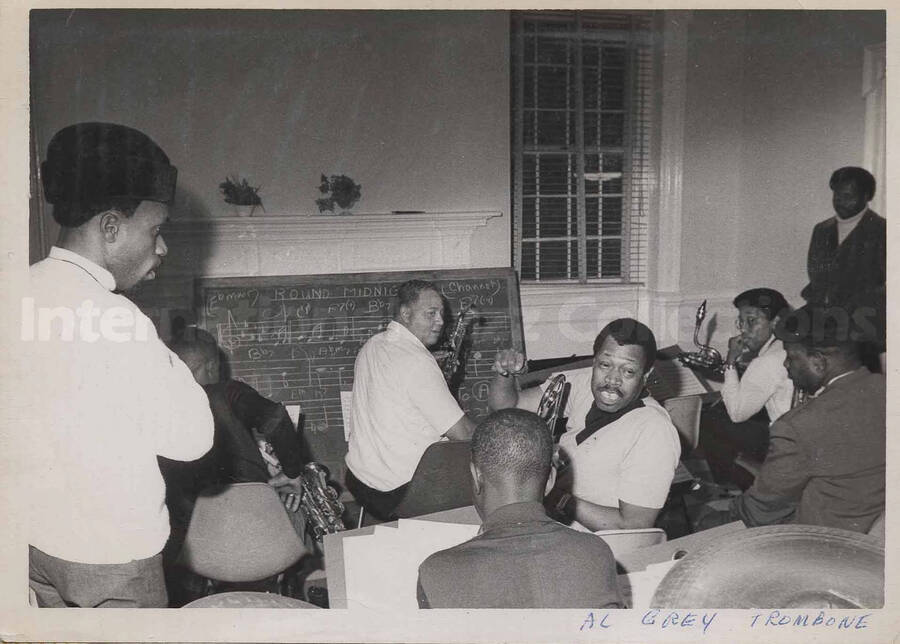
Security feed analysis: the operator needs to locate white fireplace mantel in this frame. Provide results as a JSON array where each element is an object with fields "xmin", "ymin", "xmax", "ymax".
[{"xmin": 162, "ymin": 211, "xmax": 501, "ymax": 278}]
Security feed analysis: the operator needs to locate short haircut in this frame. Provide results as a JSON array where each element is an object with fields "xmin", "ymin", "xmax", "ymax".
[
  {"xmin": 51, "ymin": 198, "xmax": 142, "ymax": 228},
  {"xmin": 829, "ymin": 166, "xmax": 876, "ymax": 202},
  {"xmin": 592, "ymin": 318, "xmax": 657, "ymax": 372},
  {"xmin": 395, "ymin": 279, "xmax": 439, "ymax": 311},
  {"xmin": 733, "ymin": 288, "xmax": 790, "ymax": 322},
  {"xmin": 472, "ymin": 409, "xmax": 552, "ymax": 486},
  {"xmin": 169, "ymin": 327, "xmax": 219, "ymax": 374}
]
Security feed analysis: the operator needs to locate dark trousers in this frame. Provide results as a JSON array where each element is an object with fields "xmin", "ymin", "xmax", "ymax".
[
  {"xmin": 698, "ymin": 404, "xmax": 770, "ymax": 488},
  {"xmin": 345, "ymin": 468, "xmax": 409, "ymax": 521},
  {"xmin": 29, "ymin": 545, "xmax": 167, "ymax": 608}
]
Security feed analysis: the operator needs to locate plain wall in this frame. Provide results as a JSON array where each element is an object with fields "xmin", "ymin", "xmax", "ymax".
[
  {"xmin": 680, "ymin": 10, "xmax": 885, "ymax": 309},
  {"xmin": 30, "ymin": 9, "xmax": 511, "ymax": 267}
]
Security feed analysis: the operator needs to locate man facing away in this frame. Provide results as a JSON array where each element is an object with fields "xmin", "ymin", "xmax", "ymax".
[
  {"xmin": 24, "ymin": 122, "xmax": 214, "ymax": 607},
  {"xmin": 489, "ymin": 318, "xmax": 680, "ymax": 531},
  {"xmin": 416, "ymin": 409, "xmax": 623, "ymax": 609},
  {"xmin": 345, "ymin": 279, "xmax": 475, "ymax": 520},
  {"xmin": 699, "ymin": 304, "xmax": 885, "ymax": 533}
]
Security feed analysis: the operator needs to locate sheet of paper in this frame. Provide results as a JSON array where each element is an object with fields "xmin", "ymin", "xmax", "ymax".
[
  {"xmin": 339, "ymin": 391, "xmax": 353, "ymax": 441},
  {"xmin": 619, "ymin": 559, "xmax": 681, "ymax": 609},
  {"xmin": 284, "ymin": 404, "xmax": 301, "ymax": 431},
  {"xmin": 651, "ymin": 358, "xmax": 716, "ymax": 398},
  {"xmin": 344, "ymin": 520, "xmax": 479, "ymax": 611}
]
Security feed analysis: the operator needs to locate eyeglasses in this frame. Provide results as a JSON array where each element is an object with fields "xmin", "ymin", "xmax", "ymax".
[{"xmin": 735, "ymin": 317, "xmax": 763, "ymax": 331}]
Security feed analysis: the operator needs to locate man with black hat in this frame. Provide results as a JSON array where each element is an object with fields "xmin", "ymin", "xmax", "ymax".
[
  {"xmin": 698, "ymin": 303, "xmax": 885, "ymax": 534},
  {"xmin": 24, "ymin": 123, "xmax": 214, "ymax": 607}
]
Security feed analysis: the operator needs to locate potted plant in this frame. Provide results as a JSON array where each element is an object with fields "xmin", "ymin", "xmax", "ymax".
[
  {"xmin": 316, "ymin": 174, "xmax": 361, "ymax": 215},
  {"xmin": 220, "ymin": 175, "xmax": 264, "ymax": 217}
]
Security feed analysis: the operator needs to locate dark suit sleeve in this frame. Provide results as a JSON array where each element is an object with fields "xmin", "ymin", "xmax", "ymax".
[
  {"xmin": 416, "ymin": 576, "xmax": 432, "ymax": 609},
  {"xmin": 224, "ymin": 379, "xmax": 311, "ymax": 476},
  {"xmin": 801, "ymin": 223, "xmax": 826, "ymax": 303},
  {"xmin": 730, "ymin": 416, "xmax": 808, "ymax": 526}
]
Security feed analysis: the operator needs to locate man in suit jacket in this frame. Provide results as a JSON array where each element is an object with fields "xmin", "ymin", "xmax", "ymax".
[
  {"xmin": 802, "ymin": 166, "xmax": 885, "ymax": 368},
  {"xmin": 416, "ymin": 409, "xmax": 623, "ymax": 609},
  {"xmin": 701, "ymin": 304, "xmax": 885, "ymax": 534}
]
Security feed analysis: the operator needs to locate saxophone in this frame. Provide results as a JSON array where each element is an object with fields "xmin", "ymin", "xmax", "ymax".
[
  {"xmin": 438, "ymin": 305, "xmax": 477, "ymax": 382},
  {"xmin": 678, "ymin": 300, "xmax": 725, "ymax": 375},
  {"xmin": 296, "ymin": 463, "xmax": 346, "ymax": 542}
]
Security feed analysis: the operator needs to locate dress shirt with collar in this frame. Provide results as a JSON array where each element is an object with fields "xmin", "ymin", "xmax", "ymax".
[
  {"xmin": 24, "ymin": 247, "xmax": 214, "ymax": 564},
  {"xmin": 346, "ymin": 320, "xmax": 464, "ymax": 491},
  {"xmin": 416, "ymin": 501, "xmax": 623, "ymax": 609},
  {"xmin": 720, "ymin": 335, "xmax": 793, "ymax": 425}
]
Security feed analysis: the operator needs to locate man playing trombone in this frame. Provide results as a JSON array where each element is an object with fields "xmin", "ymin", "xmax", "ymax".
[{"xmin": 488, "ymin": 318, "xmax": 680, "ymax": 531}]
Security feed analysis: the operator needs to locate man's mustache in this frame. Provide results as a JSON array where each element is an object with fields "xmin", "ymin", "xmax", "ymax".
[{"xmin": 596, "ymin": 386, "xmax": 624, "ymax": 397}]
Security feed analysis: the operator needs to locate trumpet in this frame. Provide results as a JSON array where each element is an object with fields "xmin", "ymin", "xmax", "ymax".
[
  {"xmin": 297, "ymin": 462, "xmax": 346, "ymax": 542},
  {"xmin": 437, "ymin": 305, "xmax": 477, "ymax": 382},
  {"xmin": 678, "ymin": 300, "xmax": 725, "ymax": 375}
]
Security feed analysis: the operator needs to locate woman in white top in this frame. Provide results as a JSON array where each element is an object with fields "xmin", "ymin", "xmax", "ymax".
[
  {"xmin": 701, "ymin": 288, "xmax": 793, "ymax": 485},
  {"xmin": 720, "ymin": 288, "xmax": 794, "ymax": 425}
]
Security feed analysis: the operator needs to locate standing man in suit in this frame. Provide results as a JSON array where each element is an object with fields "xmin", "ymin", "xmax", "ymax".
[{"xmin": 802, "ymin": 166, "xmax": 885, "ymax": 371}]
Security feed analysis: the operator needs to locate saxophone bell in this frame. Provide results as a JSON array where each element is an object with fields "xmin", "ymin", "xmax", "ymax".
[
  {"xmin": 297, "ymin": 462, "xmax": 346, "ymax": 542},
  {"xmin": 677, "ymin": 300, "xmax": 725, "ymax": 375}
]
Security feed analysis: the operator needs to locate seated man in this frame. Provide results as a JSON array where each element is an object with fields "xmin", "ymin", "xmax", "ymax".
[
  {"xmin": 161, "ymin": 328, "xmax": 312, "ymax": 555},
  {"xmin": 489, "ymin": 318, "xmax": 681, "ymax": 531},
  {"xmin": 700, "ymin": 288, "xmax": 794, "ymax": 483},
  {"xmin": 345, "ymin": 280, "xmax": 476, "ymax": 520},
  {"xmin": 416, "ymin": 409, "xmax": 623, "ymax": 609},
  {"xmin": 700, "ymin": 304, "xmax": 885, "ymax": 533}
]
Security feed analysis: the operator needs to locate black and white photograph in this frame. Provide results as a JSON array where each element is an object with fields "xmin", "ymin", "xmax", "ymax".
[{"xmin": 0, "ymin": 3, "xmax": 895, "ymax": 642}]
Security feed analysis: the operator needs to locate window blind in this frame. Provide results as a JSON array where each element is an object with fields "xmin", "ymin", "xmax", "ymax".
[{"xmin": 512, "ymin": 11, "xmax": 654, "ymax": 284}]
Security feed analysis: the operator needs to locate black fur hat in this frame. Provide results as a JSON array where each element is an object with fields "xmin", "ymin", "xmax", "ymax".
[{"xmin": 41, "ymin": 122, "xmax": 177, "ymax": 209}]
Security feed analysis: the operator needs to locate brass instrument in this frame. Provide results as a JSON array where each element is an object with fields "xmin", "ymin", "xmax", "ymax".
[
  {"xmin": 678, "ymin": 300, "xmax": 725, "ymax": 375},
  {"xmin": 296, "ymin": 463, "xmax": 346, "ymax": 542},
  {"xmin": 537, "ymin": 374, "xmax": 568, "ymax": 439},
  {"xmin": 438, "ymin": 305, "xmax": 477, "ymax": 382}
]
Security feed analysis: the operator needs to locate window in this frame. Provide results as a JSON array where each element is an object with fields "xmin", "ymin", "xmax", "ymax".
[{"xmin": 511, "ymin": 11, "xmax": 655, "ymax": 284}]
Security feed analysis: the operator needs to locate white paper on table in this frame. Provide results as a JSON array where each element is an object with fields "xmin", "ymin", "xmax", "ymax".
[
  {"xmin": 619, "ymin": 559, "xmax": 681, "ymax": 609},
  {"xmin": 343, "ymin": 520, "xmax": 480, "ymax": 611},
  {"xmin": 339, "ymin": 391, "xmax": 353, "ymax": 441}
]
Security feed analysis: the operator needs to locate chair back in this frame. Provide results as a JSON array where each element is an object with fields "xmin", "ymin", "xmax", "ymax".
[
  {"xmin": 394, "ymin": 440, "xmax": 473, "ymax": 518},
  {"xmin": 593, "ymin": 527, "xmax": 667, "ymax": 559},
  {"xmin": 178, "ymin": 482, "xmax": 308, "ymax": 582},
  {"xmin": 663, "ymin": 395, "xmax": 703, "ymax": 454}
]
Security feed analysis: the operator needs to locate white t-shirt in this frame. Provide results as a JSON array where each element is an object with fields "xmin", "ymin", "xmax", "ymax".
[
  {"xmin": 543, "ymin": 367, "xmax": 681, "ymax": 510},
  {"xmin": 23, "ymin": 247, "xmax": 214, "ymax": 564},
  {"xmin": 346, "ymin": 321, "xmax": 464, "ymax": 491},
  {"xmin": 721, "ymin": 336, "xmax": 793, "ymax": 425}
]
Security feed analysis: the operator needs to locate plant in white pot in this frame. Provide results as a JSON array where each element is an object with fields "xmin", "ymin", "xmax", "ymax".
[
  {"xmin": 316, "ymin": 174, "xmax": 361, "ymax": 215},
  {"xmin": 220, "ymin": 175, "xmax": 264, "ymax": 217}
]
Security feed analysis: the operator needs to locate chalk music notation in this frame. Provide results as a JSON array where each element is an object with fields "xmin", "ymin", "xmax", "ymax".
[{"xmin": 212, "ymin": 310, "xmax": 513, "ymax": 439}]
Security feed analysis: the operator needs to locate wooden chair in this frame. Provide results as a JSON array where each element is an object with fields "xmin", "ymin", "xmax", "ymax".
[
  {"xmin": 178, "ymin": 482, "xmax": 309, "ymax": 584},
  {"xmin": 393, "ymin": 440, "xmax": 473, "ymax": 519},
  {"xmin": 662, "ymin": 394, "xmax": 703, "ymax": 456}
]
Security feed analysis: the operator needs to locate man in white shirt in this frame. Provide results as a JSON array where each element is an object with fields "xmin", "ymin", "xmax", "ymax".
[
  {"xmin": 24, "ymin": 123, "xmax": 214, "ymax": 607},
  {"xmin": 345, "ymin": 280, "xmax": 475, "ymax": 519},
  {"xmin": 489, "ymin": 318, "xmax": 680, "ymax": 531},
  {"xmin": 701, "ymin": 288, "xmax": 794, "ymax": 484}
]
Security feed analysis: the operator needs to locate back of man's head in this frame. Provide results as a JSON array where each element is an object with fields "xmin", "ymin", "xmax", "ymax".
[
  {"xmin": 472, "ymin": 409, "xmax": 552, "ymax": 491},
  {"xmin": 170, "ymin": 327, "xmax": 220, "ymax": 385}
]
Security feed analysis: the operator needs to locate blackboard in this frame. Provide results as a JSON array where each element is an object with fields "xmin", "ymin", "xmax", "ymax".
[{"xmin": 196, "ymin": 268, "xmax": 524, "ymax": 480}]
